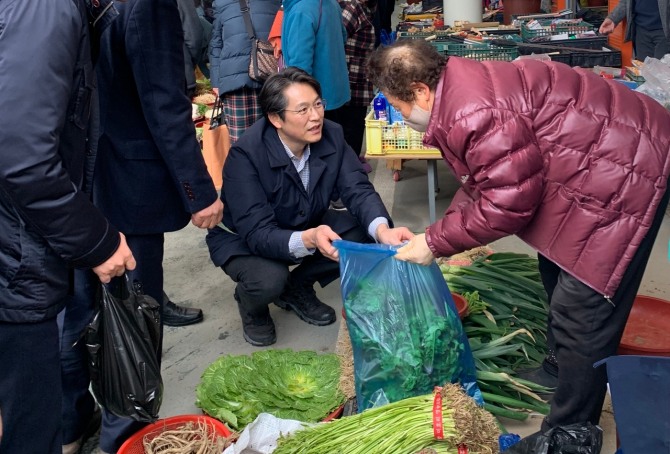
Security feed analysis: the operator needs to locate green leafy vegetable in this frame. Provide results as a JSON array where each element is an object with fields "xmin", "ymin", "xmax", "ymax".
[
  {"xmin": 196, "ymin": 103, "xmax": 208, "ymax": 116},
  {"xmin": 345, "ymin": 279, "xmax": 470, "ymax": 409},
  {"xmin": 195, "ymin": 349, "xmax": 345, "ymax": 430}
]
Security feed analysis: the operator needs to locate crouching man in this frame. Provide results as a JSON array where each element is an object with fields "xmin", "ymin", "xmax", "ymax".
[{"xmin": 206, "ymin": 67, "xmax": 413, "ymax": 346}]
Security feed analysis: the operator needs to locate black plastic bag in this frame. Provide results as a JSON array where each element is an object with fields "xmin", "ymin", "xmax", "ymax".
[
  {"xmin": 505, "ymin": 423, "xmax": 603, "ymax": 454},
  {"xmin": 85, "ymin": 276, "xmax": 162, "ymax": 422}
]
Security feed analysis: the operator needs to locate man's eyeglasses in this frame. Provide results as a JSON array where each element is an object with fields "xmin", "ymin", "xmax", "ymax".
[{"xmin": 282, "ymin": 100, "xmax": 326, "ymax": 116}]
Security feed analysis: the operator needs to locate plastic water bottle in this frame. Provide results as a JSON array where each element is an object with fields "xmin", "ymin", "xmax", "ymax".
[
  {"xmin": 373, "ymin": 93, "xmax": 388, "ymax": 122},
  {"xmin": 388, "ymin": 105, "xmax": 404, "ymax": 124}
]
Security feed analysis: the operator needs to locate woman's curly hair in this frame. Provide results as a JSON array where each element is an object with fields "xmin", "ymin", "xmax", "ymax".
[{"xmin": 366, "ymin": 40, "xmax": 446, "ymax": 102}]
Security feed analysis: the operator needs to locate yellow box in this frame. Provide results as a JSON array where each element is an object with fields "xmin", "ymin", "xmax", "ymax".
[
  {"xmin": 365, "ymin": 111, "xmax": 441, "ymax": 157},
  {"xmin": 403, "ymin": 13, "xmax": 438, "ymax": 21}
]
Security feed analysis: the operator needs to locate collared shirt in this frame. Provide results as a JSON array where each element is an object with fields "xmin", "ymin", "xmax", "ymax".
[{"xmin": 279, "ymin": 135, "xmax": 387, "ymax": 258}]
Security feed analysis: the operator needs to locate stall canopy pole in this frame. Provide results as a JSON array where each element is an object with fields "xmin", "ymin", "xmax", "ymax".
[{"xmin": 443, "ymin": 0, "xmax": 482, "ymax": 26}]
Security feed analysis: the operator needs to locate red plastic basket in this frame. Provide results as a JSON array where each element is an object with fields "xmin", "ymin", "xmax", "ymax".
[
  {"xmin": 322, "ymin": 404, "xmax": 344, "ymax": 422},
  {"xmin": 117, "ymin": 415, "xmax": 232, "ymax": 454},
  {"xmin": 618, "ymin": 295, "xmax": 670, "ymax": 356},
  {"xmin": 450, "ymin": 293, "xmax": 470, "ymax": 320}
]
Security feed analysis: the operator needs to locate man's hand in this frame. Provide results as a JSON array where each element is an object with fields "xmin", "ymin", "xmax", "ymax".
[
  {"xmin": 376, "ymin": 224, "xmax": 415, "ymax": 245},
  {"xmin": 394, "ymin": 233, "xmax": 435, "ymax": 265},
  {"xmin": 191, "ymin": 199, "xmax": 224, "ymax": 229},
  {"xmin": 92, "ymin": 233, "xmax": 136, "ymax": 283},
  {"xmin": 599, "ymin": 18, "xmax": 616, "ymax": 35},
  {"xmin": 303, "ymin": 225, "xmax": 341, "ymax": 261}
]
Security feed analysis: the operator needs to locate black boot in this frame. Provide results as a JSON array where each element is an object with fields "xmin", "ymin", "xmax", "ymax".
[
  {"xmin": 516, "ymin": 350, "xmax": 559, "ymax": 396},
  {"xmin": 235, "ymin": 291, "xmax": 276, "ymax": 346},
  {"xmin": 162, "ymin": 292, "xmax": 204, "ymax": 327},
  {"xmin": 276, "ymin": 279, "xmax": 336, "ymax": 326}
]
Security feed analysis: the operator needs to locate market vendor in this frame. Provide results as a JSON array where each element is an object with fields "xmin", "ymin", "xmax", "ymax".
[
  {"xmin": 367, "ymin": 39, "xmax": 670, "ymax": 449},
  {"xmin": 206, "ymin": 67, "xmax": 413, "ymax": 347}
]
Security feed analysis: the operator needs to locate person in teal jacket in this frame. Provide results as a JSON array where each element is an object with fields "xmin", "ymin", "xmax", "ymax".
[{"xmin": 281, "ymin": 0, "xmax": 351, "ymax": 119}]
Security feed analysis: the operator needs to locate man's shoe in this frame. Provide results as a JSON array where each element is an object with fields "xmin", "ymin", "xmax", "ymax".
[
  {"xmin": 516, "ymin": 366, "xmax": 558, "ymax": 388},
  {"xmin": 235, "ymin": 292, "xmax": 277, "ymax": 347},
  {"xmin": 516, "ymin": 361, "xmax": 558, "ymax": 399},
  {"xmin": 162, "ymin": 300, "xmax": 204, "ymax": 327},
  {"xmin": 276, "ymin": 280, "xmax": 336, "ymax": 326}
]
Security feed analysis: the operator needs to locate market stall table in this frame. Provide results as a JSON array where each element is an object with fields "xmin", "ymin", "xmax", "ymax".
[{"xmin": 364, "ymin": 152, "xmax": 442, "ymax": 224}]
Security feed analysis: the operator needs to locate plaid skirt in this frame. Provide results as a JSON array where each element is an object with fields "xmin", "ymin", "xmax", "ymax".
[{"xmin": 222, "ymin": 87, "xmax": 263, "ymax": 143}]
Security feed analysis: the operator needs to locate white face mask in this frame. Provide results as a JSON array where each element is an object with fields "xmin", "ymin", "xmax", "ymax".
[{"xmin": 403, "ymin": 103, "xmax": 431, "ymax": 132}]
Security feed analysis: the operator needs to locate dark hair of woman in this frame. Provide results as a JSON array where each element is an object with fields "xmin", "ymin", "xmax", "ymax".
[
  {"xmin": 366, "ymin": 39, "xmax": 446, "ymax": 102},
  {"xmin": 259, "ymin": 67, "xmax": 323, "ymax": 121}
]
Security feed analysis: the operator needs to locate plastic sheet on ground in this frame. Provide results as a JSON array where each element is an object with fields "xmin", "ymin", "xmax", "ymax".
[
  {"xmin": 636, "ymin": 55, "xmax": 670, "ymax": 109},
  {"xmin": 222, "ymin": 413, "xmax": 308, "ymax": 454}
]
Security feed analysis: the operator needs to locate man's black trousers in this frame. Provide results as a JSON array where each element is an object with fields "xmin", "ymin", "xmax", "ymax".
[{"xmin": 541, "ymin": 187, "xmax": 669, "ymax": 429}]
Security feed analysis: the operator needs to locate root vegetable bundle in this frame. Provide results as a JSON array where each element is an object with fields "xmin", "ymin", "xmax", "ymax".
[{"xmin": 142, "ymin": 421, "xmax": 237, "ymax": 454}]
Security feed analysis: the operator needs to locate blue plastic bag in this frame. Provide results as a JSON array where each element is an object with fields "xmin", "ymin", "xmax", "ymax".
[{"xmin": 335, "ymin": 240, "xmax": 481, "ymax": 411}]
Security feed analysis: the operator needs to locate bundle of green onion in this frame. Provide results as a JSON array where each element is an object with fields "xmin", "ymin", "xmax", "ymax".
[
  {"xmin": 273, "ymin": 384, "xmax": 500, "ymax": 454},
  {"xmin": 441, "ymin": 252, "xmax": 553, "ymax": 420}
]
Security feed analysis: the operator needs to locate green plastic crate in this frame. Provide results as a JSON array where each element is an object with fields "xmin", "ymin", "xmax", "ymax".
[
  {"xmin": 432, "ymin": 42, "xmax": 519, "ymax": 62},
  {"xmin": 520, "ymin": 20, "xmax": 594, "ymax": 41},
  {"xmin": 396, "ymin": 30, "xmax": 452, "ymax": 40}
]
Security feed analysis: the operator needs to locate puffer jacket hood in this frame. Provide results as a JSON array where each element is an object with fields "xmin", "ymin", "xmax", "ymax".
[{"xmin": 423, "ymin": 57, "xmax": 670, "ymax": 296}]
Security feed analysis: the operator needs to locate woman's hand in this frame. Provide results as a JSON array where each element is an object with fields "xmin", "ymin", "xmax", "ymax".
[{"xmin": 394, "ymin": 233, "xmax": 435, "ymax": 265}]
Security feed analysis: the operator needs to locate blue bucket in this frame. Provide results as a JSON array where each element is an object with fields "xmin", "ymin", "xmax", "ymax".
[{"xmin": 595, "ymin": 355, "xmax": 670, "ymax": 453}]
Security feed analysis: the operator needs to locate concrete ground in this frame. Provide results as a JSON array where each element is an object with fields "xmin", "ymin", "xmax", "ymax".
[{"xmin": 157, "ymin": 158, "xmax": 670, "ymax": 453}]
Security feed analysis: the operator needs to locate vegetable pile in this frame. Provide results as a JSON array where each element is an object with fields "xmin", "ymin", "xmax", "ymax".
[
  {"xmin": 344, "ymin": 277, "xmax": 474, "ymax": 409},
  {"xmin": 195, "ymin": 349, "xmax": 345, "ymax": 430},
  {"xmin": 441, "ymin": 252, "xmax": 553, "ymax": 420},
  {"xmin": 142, "ymin": 421, "xmax": 236, "ymax": 454},
  {"xmin": 273, "ymin": 384, "xmax": 500, "ymax": 454}
]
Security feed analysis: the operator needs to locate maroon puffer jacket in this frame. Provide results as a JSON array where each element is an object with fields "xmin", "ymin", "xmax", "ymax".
[{"xmin": 423, "ymin": 57, "xmax": 670, "ymax": 297}]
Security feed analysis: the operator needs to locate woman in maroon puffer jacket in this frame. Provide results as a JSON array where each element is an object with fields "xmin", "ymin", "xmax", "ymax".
[{"xmin": 368, "ymin": 39, "xmax": 670, "ymax": 446}]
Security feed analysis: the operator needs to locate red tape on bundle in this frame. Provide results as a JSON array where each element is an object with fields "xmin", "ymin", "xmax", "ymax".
[
  {"xmin": 433, "ymin": 387, "xmax": 444, "ymax": 439},
  {"xmin": 434, "ymin": 387, "xmax": 469, "ymax": 453}
]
